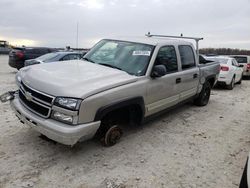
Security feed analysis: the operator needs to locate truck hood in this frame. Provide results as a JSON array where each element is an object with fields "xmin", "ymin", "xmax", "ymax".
[{"xmin": 19, "ymin": 60, "xmax": 138, "ymax": 98}]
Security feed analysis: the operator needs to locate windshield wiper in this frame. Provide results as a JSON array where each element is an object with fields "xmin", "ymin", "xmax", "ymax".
[
  {"xmin": 82, "ymin": 57, "xmax": 95, "ymax": 63},
  {"xmin": 98, "ymin": 63, "xmax": 122, "ymax": 71}
]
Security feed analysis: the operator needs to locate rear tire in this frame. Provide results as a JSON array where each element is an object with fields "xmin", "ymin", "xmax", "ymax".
[
  {"xmin": 227, "ymin": 77, "xmax": 235, "ymax": 90},
  {"xmin": 238, "ymin": 74, "xmax": 243, "ymax": 84},
  {"xmin": 194, "ymin": 81, "xmax": 211, "ymax": 106}
]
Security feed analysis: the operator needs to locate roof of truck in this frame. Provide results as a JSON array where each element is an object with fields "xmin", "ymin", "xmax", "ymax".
[{"xmin": 105, "ymin": 36, "xmax": 194, "ymax": 46}]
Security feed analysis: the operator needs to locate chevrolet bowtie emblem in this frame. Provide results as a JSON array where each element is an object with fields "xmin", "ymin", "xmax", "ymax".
[{"xmin": 25, "ymin": 91, "xmax": 33, "ymax": 101}]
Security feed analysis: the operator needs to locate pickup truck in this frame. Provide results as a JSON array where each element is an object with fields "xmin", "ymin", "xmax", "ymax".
[{"xmin": 1, "ymin": 35, "xmax": 220, "ymax": 146}]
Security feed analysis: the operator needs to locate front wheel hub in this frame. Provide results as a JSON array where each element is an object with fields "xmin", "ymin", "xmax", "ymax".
[{"xmin": 104, "ymin": 125, "xmax": 123, "ymax": 146}]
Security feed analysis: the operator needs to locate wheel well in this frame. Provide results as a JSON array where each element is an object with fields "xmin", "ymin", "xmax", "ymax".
[
  {"xmin": 100, "ymin": 104, "xmax": 143, "ymax": 126},
  {"xmin": 94, "ymin": 104, "xmax": 144, "ymax": 138}
]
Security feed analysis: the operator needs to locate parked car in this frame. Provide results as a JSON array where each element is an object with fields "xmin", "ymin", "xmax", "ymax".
[
  {"xmin": 0, "ymin": 40, "xmax": 11, "ymax": 54},
  {"xmin": 231, "ymin": 55, "xmax": 250, "ymax": 78},
  {"xmin": 1, "ymin": 35, "xmax": 220, "ymax": 146},
  {"xmin": 206, "ymin": 56, "xmax": 243, "ymax": 89},
  {"xmin": 8, "ymin": 47, "xmax": 56, "ymax": 70},
  {"xmin": 24, "ymin": 51, "xmax": 85, "ymax": 67}
]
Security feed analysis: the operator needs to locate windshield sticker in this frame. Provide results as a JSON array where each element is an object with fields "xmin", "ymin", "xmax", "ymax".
[{"xmin": 132, "ymin": 51, "xmax": 151, "ymax": 56}]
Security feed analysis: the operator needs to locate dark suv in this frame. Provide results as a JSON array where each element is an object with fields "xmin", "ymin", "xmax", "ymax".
[{"xmin": 8, "ymin": 47, "xmax": 56, "ymax": 70}]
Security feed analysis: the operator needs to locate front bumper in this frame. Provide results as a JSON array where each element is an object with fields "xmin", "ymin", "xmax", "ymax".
[{"xmin": 11, "ymin": 97, "xmax": 101, "ymax": 146}]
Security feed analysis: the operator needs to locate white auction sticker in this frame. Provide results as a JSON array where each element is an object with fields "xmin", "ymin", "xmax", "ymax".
[{"xmin": 132, "ymin": 51, "xmax": 151, "ymax": 56}]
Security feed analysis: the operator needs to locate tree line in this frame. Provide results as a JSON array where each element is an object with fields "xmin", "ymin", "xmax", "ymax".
[{"xmin": 200, "ymin": 48, "xmax": 250, "ymax": 56}]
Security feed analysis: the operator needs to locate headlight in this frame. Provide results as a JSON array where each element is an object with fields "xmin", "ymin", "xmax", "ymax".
[
  {"xmin": 54, "ymin": 97, "xmax": 81, "ymax": 110},
  {"xmin": 52, "ymin": 111, "xmax": 73, "ymax": 124}
]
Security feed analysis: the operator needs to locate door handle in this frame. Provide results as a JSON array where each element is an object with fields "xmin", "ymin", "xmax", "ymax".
[
  {"xmin": 176, "ymin": 78, "xmax": 181, "ymax": 84},
  {"xmin": 193, "ymin": 74, "xmax": 198, "ymax": 79}
]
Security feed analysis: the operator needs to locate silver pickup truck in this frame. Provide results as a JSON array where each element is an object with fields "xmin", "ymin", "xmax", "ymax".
[{"xmin": 1, "ymin": 35, "xmax": 220, "ymax": 146}]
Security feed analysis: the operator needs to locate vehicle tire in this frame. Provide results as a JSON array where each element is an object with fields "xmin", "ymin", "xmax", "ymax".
[
  {"xmin": 227, "ymin": 77, "xmax": 235, "ymax": 90},
  {"xmin": 238, "ymin": 74, "xmax": 243, "ymax": 84},
  {"xmin": 239, "ymin": 158, "xmax": 248, "ymax": 188},
  {"xmin": 194, "ymin": 81, "xmax": 211, "ymax": 106}
]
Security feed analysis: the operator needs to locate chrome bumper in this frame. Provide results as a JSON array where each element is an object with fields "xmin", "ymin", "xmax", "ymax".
[{"xmin": 11, "ymin": 97, "xmax": 101, "ymax": 146}]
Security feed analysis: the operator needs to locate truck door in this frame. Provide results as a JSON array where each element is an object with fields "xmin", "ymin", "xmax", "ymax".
[
  {"xmin": 177, "ymin": 45, "xmax": 200, "ymax": 101},
  {"xmin": 146, "ymin": 45, "xmax": 182, "ymax": 116}
]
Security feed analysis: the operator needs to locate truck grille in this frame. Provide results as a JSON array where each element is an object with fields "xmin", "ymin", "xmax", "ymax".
[{"xmin": 19, "ymin": 82, "xmax": 54, "ymax": 118}]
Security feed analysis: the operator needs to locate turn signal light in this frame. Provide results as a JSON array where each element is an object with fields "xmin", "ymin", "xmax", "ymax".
[{"xmin": 247, "ymin": 64, "xmax": 250, "ymax": 70}]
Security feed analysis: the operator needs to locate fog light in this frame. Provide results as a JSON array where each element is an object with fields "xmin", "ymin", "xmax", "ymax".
[{"xmin": 52, "ymin": 111, "xmax": 73, "ymax": 124}]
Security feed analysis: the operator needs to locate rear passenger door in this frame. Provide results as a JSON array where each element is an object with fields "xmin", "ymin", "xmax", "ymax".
[{"xmin": 178, "ymin": 45, "xmax": 200, "ymax": 101}]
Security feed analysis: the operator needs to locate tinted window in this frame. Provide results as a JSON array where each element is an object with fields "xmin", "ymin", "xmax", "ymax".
[
  {"xmin": 68, "ymin": 54, "xmax": 81, "ymax": 60},
  {"xmin": 155, "ymin": 46, "xmax": 178, "ymax": 73},
  {"xmin": 232, "ymin": 59, "xmax": 239, "ymax": 66},
  {"xmin": 28, "ymin": 48, "xmax": 49, "ymax": 54},
  {"xmin": 179, "ymin": 45, "xmax": 195, "ymax": 69},
  {"xmin": 233, "ymin": 56, "xmax": 247, "ymax": 64},
  {"xmin": 61, "ymin": 55, "xmax": 70, "ymax": 61}
]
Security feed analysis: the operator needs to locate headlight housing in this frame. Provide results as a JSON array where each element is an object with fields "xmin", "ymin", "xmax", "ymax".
[{"xmin": 54, "ymin": 97, "xmax": 82, "ymax": 110}]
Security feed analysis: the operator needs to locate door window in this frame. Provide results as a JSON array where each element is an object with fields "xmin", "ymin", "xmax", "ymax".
[
  {"xmin": 232, "ymin": 59, "xmax": 239, "ymax": 67},
  {"xmin": 155, "ymin": 46, "xmax": 178, "ymax": 73},
  {"xmin": 178, "ymin": 45, "xmax": 196, "ymax": 70}
]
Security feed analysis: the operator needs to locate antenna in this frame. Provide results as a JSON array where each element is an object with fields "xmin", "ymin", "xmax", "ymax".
[{"xmin": 76, "ymin": 22, "xmax": 79, "ymax": 48}]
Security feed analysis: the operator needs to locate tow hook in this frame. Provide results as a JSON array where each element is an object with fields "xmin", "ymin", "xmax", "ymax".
[{"xmin": 0, "ymin": 90, "xmax": 17, "ymax": 103}]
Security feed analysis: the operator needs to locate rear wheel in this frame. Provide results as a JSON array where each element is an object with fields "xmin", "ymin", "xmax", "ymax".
[
  {"xmin": 194, "ymin": 81, "xmax": 211, "ymax": 106},
  {"xmin": 238, "ymin": 74, "xmax": 243, "ymax": 84},
  {"xmin": 227, "ymin": 77, "xmax": 235, "ymax": 90}
]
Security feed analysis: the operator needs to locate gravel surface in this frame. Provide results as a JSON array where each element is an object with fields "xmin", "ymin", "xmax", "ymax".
[{"xmin": 0, "ymin": 55, "xmax": 249, "ymax": 188}]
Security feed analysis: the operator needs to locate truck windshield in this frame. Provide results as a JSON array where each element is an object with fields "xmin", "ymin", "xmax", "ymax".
[{"xmin": 84, "ymin": 39, "xmax": 154, "ymax": 76}]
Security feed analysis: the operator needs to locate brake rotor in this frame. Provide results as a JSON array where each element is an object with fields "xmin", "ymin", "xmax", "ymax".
[{"xmin": 104, "ymin": 125, "xmax": 123, "ymax": 146}]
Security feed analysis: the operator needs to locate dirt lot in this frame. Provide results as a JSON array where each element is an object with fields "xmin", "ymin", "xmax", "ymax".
[{"xmin": 0, "ymin": 55, "xmax": 249, "ymax": 188}]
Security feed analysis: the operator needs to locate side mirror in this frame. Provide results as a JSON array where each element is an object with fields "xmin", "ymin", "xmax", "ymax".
[{"xmin": 151, "ymin": 65, "xmax": 167, "ymax": 78}]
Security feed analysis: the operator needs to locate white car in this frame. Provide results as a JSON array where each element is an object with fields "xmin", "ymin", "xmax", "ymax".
[
  {"xmin": 231, "ymin": 55, "xmax": 250, "ymax": 77},
  {"xmin": 206, "ymin": 56, "xmax": 243, "ymax": 90}
]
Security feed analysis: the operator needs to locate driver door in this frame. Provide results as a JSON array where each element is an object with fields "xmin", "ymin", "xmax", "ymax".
[{"xmin": 146, "ymin": 46, "xmax": 181, "ymax": 116}]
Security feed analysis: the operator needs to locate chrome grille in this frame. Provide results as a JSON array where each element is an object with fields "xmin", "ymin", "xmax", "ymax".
[{"xmin": 19, "ymin": 82, "xmax": 55, "ymax": 118}]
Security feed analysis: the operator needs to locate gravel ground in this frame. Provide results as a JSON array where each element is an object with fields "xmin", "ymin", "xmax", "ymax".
[{"xmin": 0, "ymin": 55, "xmax": 249, "ymax": 188}]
